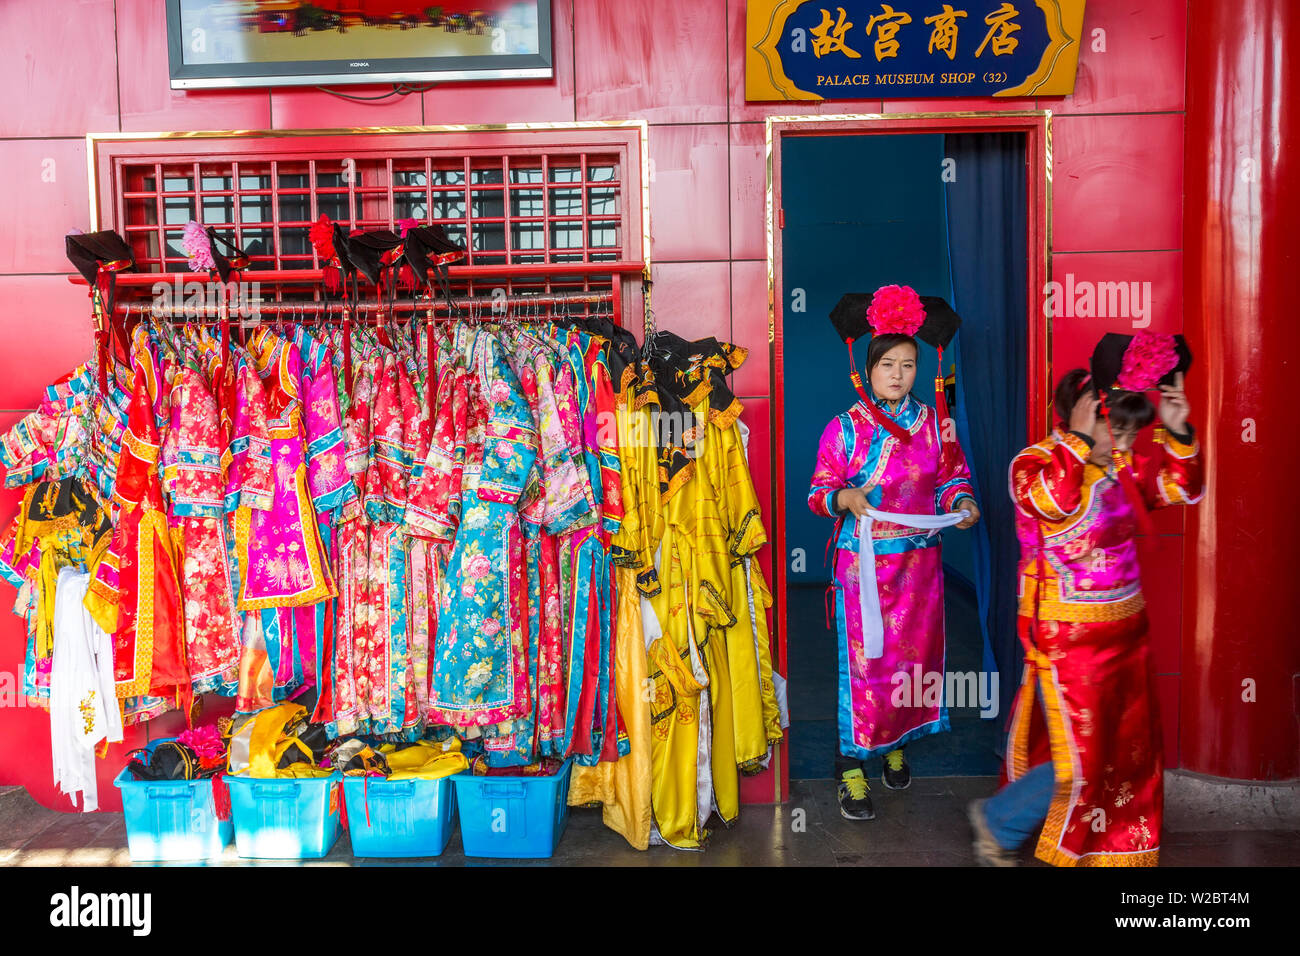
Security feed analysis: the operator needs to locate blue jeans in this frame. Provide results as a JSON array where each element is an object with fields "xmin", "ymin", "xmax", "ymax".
[{"xmin": 984, "ymin": 762, "xmax": 1055, "ymax": 850}]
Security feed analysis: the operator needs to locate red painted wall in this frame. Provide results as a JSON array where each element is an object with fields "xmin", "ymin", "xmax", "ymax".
[{"xmin": 5, "ymin": 0, "xmax": 1261, "ymax": 815}]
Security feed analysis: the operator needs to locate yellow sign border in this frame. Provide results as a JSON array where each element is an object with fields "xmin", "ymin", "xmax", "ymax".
[{"xmin": 746, "ymin": 0, "xmax": 1086, "ymax": 102}]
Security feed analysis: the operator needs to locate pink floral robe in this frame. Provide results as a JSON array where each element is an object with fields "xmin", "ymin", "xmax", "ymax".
[{"xmin": 808, "ymin": 394, "xmax": 976, "ymax": 759}]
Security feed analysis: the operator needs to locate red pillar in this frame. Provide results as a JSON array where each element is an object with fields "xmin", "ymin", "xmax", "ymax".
[{"xmin": 1182, "ymin": 0, "xmax": 1300, "ymax": 779}]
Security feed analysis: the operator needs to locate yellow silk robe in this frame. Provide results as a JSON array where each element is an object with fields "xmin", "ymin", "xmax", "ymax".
[{"xmin": 568, "ymin": 371, "xmax": 656, "ymax": 850}]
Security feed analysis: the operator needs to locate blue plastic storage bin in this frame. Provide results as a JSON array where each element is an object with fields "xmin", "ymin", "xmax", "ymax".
[
  {"xmin": 225, "ymin": 771, "xmax": 343, "ymax": 859},
  {"xmin": 112, "ymin": 738, "xmax": 233, "ymax": 863},
  {"xmin": 452, "ymin": 759, "xmax": 572, "ymax": 859},
  {"xmin": 343, "ymin": 774, "xmax": 459, "ymax": 858}
]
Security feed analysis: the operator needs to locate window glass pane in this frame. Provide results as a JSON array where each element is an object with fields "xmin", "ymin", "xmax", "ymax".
[
  {"xmin": 510, "ymin": 166, "xmax": 543, "ymax": 184},
  {"xmin": 316, "ymin": 192, "xmax": 349, "ymax": 222},
  {"xmin": 472, "ymin": 223, "xmax": 506, "ymax": 252},
  {"xmin": 162, "ymin": 169, "xmax": 193, "ymax": 192},
  {"xmin": 431, "ymin": 193, "xmax": 466, "ymax": 220},
  {"xmin": 510, "ymin": 189, "xmax": 543, "ymax": 217},
  {"xmin": 511, "ymin": 223, "xmax": 544, "ymax": 253},
  {"xmin": 202, "ymin": 195, "xmax": 235, "ymax": 224},
  {"xmin": 278, "ymin": 170, "xmax": 309, "ymax": 190},
  {"xmin": 241, "ymin": 228, "xmax": 276, "ymax": 265},
  {"xmin": 549, "ymin": 164, "xmax": 581, "ymax": 183},
  {"xmin": 587, "ymin": 164, "xmax": 617, "ymax": 182},
  {"xmin": 550, "ymin": 223, "xmax": 583, "ymax": 250},
  {"xmin": 589, "ymin": 221, "xmax": 619, "ymax": 249},
  {"xmin": 238, "ymin": 170, "xmax": 272, "ymax": 191},
  {"xmin": 395, "ymin": 168, "xmax": 427, "ymax": 187},
  {"xmin": 163, "ymin": 195, "xmax": 195, "ymax": 226},
  {"xmin": 471, "ymin": 189, "xmax": 504, "ymax": 218},
  {"xmin": 240, "ymin": 194, "xmax": 272, "ymax": 224},
  {"xmin": 280, "ymin": 225, "xmax": 310, "ymax": 258},
  {"xmin": 394, "ymin": 195, "xmax": 428, "ymax": 220},
  {"xmin": 432, "ymin": 167, "xmax": 465, "ymax": 186},
  {"xmin": 163, "ymin": 231, "xmax": 189, "ymax": 270},
  {"xmin": 550, "ymin": 188, "xmax": 582, "ymax": 217},
  {"xmin": 471, "ymin": 166, "xmax": 504, "ymax": 184},
  {"xmin": 587, "ymin": 187, "xmax": 617, "ymax": 216},
  {"xmin": 278, "ymin": 192, "xmax": 311, "ymax": 225}
]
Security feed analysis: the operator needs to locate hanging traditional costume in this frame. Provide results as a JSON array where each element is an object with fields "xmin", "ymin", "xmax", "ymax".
[
  {"xmin": 3, "ymin": 224, "xmax": 782, "ymax": 843},
  {"xmin": 427, "ymin": 327, "xmax": 539, "ymax": 730}
]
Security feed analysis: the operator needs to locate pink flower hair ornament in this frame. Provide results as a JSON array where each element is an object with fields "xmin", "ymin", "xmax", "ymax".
[
  {"xmin": 181, "ymin": 220, "xmax": 216, "ymax": 273},
  {"xmin": 1116, "ymin": 331, "xmax": 1179, "ymax": 392},
  {"xmin": 865, "ymin": 284, "xmax": 926, "ymax": 337}
]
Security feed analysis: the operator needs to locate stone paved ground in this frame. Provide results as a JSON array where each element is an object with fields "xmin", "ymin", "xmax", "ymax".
[{"xmin": 3, "ymin": 777, "xmax": 1296, "ymax": 867}]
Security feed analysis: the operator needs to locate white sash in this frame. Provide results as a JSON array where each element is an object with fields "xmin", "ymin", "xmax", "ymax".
[{"xmin": 855, "ymin": 508, "xmax": 969, "ymax": 659}]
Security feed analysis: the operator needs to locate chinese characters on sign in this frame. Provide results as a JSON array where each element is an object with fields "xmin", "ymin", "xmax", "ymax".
[
  {"xmin": 865, "ymin": 5, "xmax": 909, "ymax": 59},
  {"xmin": 747, "ymin": 0, "xmax": 1085, "ymax": 100}
]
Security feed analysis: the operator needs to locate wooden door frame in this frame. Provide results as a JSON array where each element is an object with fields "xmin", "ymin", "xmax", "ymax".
[{"xmin": 765, "ymin": 111, "xmax": 1052, "ymax": 801}]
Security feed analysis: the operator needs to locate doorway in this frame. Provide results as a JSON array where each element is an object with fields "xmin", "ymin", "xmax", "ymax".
[{"xmin": 768, "ymin": 114, "xmax": 1050, "ymax": 786}]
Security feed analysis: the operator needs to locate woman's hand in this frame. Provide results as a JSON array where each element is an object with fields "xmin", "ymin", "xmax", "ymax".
[
  {"xmin": 1069, "ymin": 392, "xmax": 1100, "ymax": 436},
  {"xmin": 836, "ymin": 485, "xmax": 874, "ymax": 519},
  {"xmin": 951, "ymin": 496, "xmax": 980, "ymax": 529},
  {"xmin": 1158, "ymin": 372, "xmax": 1191, "ymax": 435}
]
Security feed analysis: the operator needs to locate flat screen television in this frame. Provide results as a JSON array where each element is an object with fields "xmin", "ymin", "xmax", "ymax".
[{"xmin": 166, "ymin": 0, "xmax": 552, "ymax": 89}]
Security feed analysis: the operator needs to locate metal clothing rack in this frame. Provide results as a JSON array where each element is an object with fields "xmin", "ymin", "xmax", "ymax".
[
  {"xmin": 70, "ymin": 259, "xmax": 643, "ymax": 393},
  {"xmin": 107, "ymin": 289, "xmax": 616, "ymax": 322}
]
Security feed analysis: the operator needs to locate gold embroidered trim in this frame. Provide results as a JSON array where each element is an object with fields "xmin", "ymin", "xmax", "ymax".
[
  {"xmin": 1017, "ymin": 583, "xmax": 1145, "ymax": 623},
  {"xmin": 709, "ymin": 399, "xmax": 743, "ymax": 434}
]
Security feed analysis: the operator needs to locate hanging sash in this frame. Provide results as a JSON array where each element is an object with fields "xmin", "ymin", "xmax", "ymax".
[{"xmin": 855, "ymin": 507, "xmax": 969, "ymax": 659}]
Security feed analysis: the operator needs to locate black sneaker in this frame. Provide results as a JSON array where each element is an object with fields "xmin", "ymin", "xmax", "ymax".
[
  {"xmin": 882, "ymin": 748, "xmax": 911, "ymax": 790},
  {"xmin": 837, "ymin": 768, "xmax": 876, "ymax": 820}
]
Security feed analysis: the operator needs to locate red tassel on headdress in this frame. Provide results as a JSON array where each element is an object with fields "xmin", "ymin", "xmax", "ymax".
[
  {"xmin": 343, "ymin": 308, "xmax": 353, "ymax": 395},
  {"xmin": 91, "ymin": 269, "xmax": 113, "ymax": 395},
  {"xmin": 846, "ymin": 338, "xmax": 910, "ymax": 442},
  {"xmin": 933, "ymin": 345, "xmax": 950, "ymax": 425},
  {"xmin": 396, "ymin": 263, "xmax": 415, "ymax": 292},
  {"xmin": 96, "ymin": 328, "xmax": 108, "ymax": 396},
  {"xmin": 933, "ymin": 345, "xmax": 963, "ymax": 477},
  {"xmin": 323, "ymin": 265, "xmax": 342, "ymax": 296}
]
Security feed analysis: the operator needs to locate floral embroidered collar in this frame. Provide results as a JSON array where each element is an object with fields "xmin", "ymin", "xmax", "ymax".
[{"xmin": 862, "ymin": 391, "xmax": 921, "ymax": 424}]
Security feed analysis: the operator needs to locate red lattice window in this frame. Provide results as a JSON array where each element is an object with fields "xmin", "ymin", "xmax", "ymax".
[{"xmin": 92, "ymin": 126, "xmax": 646, "ymax": 296}]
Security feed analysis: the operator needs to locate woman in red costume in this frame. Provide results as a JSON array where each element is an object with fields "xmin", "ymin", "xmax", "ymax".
[{"xmin": 969, "ymin": 331, "xmax": 1203, "ymax": 866}]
